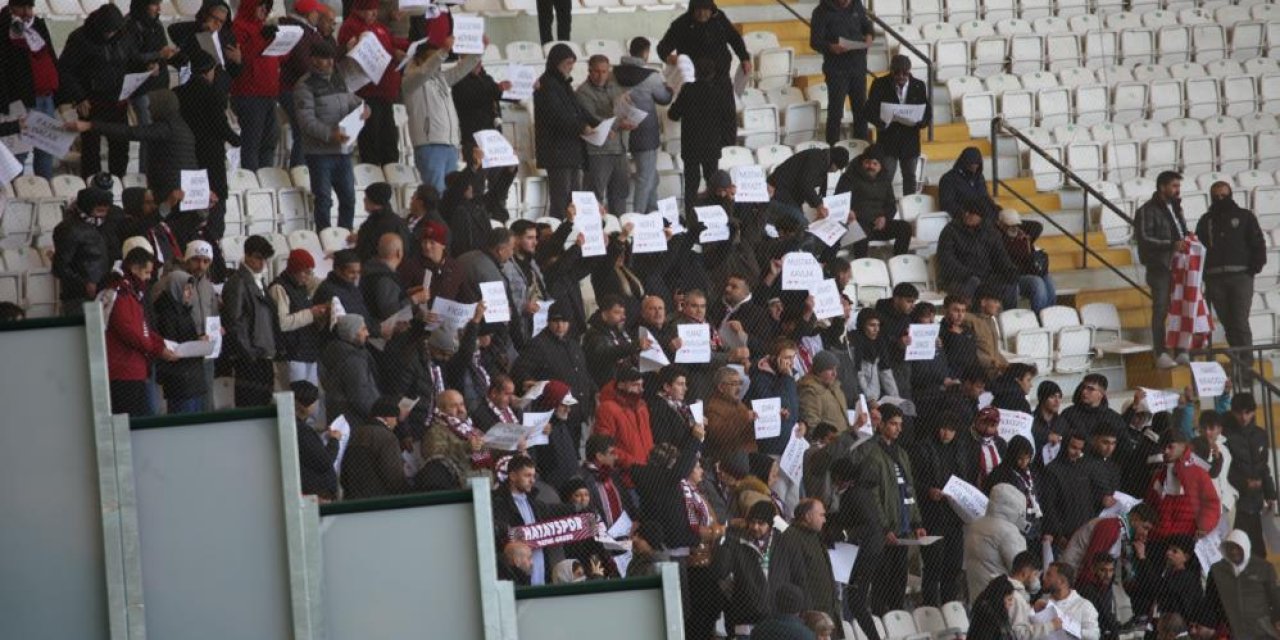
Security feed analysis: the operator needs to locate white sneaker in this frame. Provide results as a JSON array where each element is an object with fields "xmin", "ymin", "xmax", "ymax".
[
  {"xmin": 1156, "ymin": 353, "xmax": 1177, "ymax": 369},
  {"xmin": 1175, "ymin": 352, "xmax": 1191, "ymax": 366}
]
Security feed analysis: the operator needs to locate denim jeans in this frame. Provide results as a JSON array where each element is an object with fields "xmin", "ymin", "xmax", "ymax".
[
  {"xmin": 632, "ymin": 149, "xmax": 658, "ymax": 213},
  {"xmin": 415, "ymin": 143, "xmax": 458, "ymax": 194},
  {"xmin": 130, "ymin": 92, "xmax": 151, "ymax": 170},
  {"xmin": 307, "ymin": 153, "xmax": 356, "ymax": 230},
  {"xmin": 1018, "ymin": 273, "xmax": 1057, "ymax": 312},
  {"xmin": 167, "ymin": 396, "xmax": 206, "ymax": 414},
  {"xmin": 279, "ymin": 91, "xmax": 305, "ymax": 168},
  {"xmin": 22, "ymin": 95, "xmax": 57, "ymax": 178},
  {"xmin": 231, "ymin": 95, "xmax": 279, "ymax": 171}
]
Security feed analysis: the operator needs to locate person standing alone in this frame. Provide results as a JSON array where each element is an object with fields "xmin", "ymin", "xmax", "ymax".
[{"xmin": 810, "ymin": 0, "xmax": 874, "ymax": 144}]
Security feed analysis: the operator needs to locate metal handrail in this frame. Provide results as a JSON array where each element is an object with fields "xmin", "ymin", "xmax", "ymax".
[
  {"xmin": 766, "ymin": 0, "xmax": 934, "ymax": 141},
  {"xmin": 1187, "ymin": 344, "xmax": 1279, "ymax": 497}
]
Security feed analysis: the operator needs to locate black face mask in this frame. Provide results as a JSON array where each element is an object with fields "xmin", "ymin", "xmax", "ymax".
[{"xmin": 1212, "ymin": 195, "xmax": 1231, "ymax": 204}]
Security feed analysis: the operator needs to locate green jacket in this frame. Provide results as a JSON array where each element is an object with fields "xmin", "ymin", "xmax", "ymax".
[{"xmin": 856, "ymin": 438, "xmax": 922, "ymax": 534}]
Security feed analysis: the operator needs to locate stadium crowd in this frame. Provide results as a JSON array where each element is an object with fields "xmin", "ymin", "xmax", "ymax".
[{"xmin": 2, "ymin": 0, "xmax": 1278, "ymax": 638}]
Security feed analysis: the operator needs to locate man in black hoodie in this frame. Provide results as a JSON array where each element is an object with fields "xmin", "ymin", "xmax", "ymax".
[
  {"xmin": 1197, "ymin": 181, "xmax": 1267, "ymax": 366},
  {"xmin": 769, "ymin": 146, "xmax": 849, "ymax": 223},
  {"xmin": 810, "ymin": 0, "xmax": 874, "ymax": 143},
  {"xmin": 123, "ymin": 0, "xmax": 176, "ymax": 169},
  {"xmin": 938, "ymin": 146, "xmax": 999, "ymax": 221},
  {"xmin": 936, "ymin": 199, "xmax": 1018, "ymax": 304},
  {"xmin": 714, "ymin": 500, "xmax": 777, "ymax": 638},
  {"xmin": 657, "ymin": 0, "xmax": 751, "ymax": 83}
]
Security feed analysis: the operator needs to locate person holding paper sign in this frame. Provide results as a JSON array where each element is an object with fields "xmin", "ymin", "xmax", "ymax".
[
  {"xmin": 911, "ymin": 410, "xmax": 977, "ymax": 606},
  {"xmin": 768, "ymin": 146, "xmax": 850, "ymax": 223},
  {"xmin": 614, "ymin": 38, "xmax": 674, "ymax": 213},
  {"xmin": 1223, "ymin": 392, "xmax": 1277, "ymax": 558},
  {"xmin": 0, "ymin": 0, "xmax": 59, "ymax": 179},
  {"xmin": 577, "ymin": 55, "xmax": 637, "ymax": 218},
  {"xmin": 268, "ymin": 249, "xmax": 328, "ymax": 385},
  {"xmin": 666, "ymin": 56, "xmax": 737, "ymax": 214},
  {"xmin": 338, "ymin": 0, "xmax": 409, "ymax": 165},
  {"xmin": 963, "ymin": 483, "xmax": 1029, "ymax": 607},
  {"xmin": 657, "ymin": 0, "xmax": 751, "ymax": 90},
  {"xmin": 863, "ymin": 55, "xmax": 932, "ymax": 195},
  {"xmin": 105, "ymin": 247, "xmax": 181, "ymax": 416},
  {"xmin": 835, "ymin": 146, "xmax": 912, "ymax": 257},
  {"xmin": 290, "ymin": 381, "xmax": 340, "ymax": 501},
  {"xmin": 534, "ymin": 44, "xmax": 601, "ymax": 219},
  {"xmin": 453, "ymin": 62, "xmax": 512, "ymax": 160},
  {"xmin": 809, "ymin": 0, "xmax": 874, "ymax": 143},
  {"xmin": 153, "ymin": 270, "xmax": 212, "ymax": 413},
  {"xmin": 124, "ymin": 0, "xmax": 180, "ymax": 169},
  {"xmin": 167, "ymin": 1, "xmax": 242, "ymax": 94},
  {"xmin": 294, "ymin": 41, "xmax": 366, "ymax": 229},
  {"xmin": 277, "ymin": 0, "xmax": 331, "ymax": 168},
  {"xmin": 226, "ymin": 0, "xmax": 281, "ymax": 171},
  {"xmin": 1035, "ymin": 563, "xmax": 1103, "ymax": 640},
  {"xmin": 402, "ymin": 34, "xmax": 482, "ymax": 192},
  {"xmin": 860, "ymin": 404, "xmax": 926, "ymax": 613},
  {"xmin": 57, "ymin": 3, "xmax": 143, "ymax": 178},
  {"xmin": 67, "ymin": 89, "xmax": 197, "ymax": 200}
]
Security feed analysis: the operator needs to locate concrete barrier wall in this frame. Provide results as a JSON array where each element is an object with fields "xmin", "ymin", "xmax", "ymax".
[{"xmin": 514, "ymin": 563, "xmax": 685, "ymax": 640}]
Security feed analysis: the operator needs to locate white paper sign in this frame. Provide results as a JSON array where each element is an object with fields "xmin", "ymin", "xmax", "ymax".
[
  {"xmin": 879, "ymin": 102, "xmax": 926, "ymax": 126},
  {"xmin": 397, "ymin": 38, "xmax": 429, "ymax": 71},
  {"xmin": 337, "ymin": 103, "xmax": 365, "ymax": 154},
  {"xmin": 330, "ymin": 414, "xmax": 351, "ymax": 473},
  {"xmin": 522, "ymin": 410, "xmax": 553, "ymax": 447},
  {"xmin": 262, "ymin": 24, "xmax": 305, "ymax": 56},
  {"xmin": 483, "ymin": 423, "xmax": 528, "ymax": 451},
  {"xmin": 631, "ymin": 212, "xmax": 667, "ymax": 254},
  {"xmin": 779, "ymin": 425, "xmax": 809, "ymax": 483},
  {"xmin": 732, "ymin": 63, "xmax": 749, "ymax": 97},
  {"xmin": 1098, "ymin": 491, "xmax": 1141, "ymax": 518},
  {"xmin": 573, "ymin": 195, "xmax": 607, "ymax": 257},
  {"xmin": 782, "ymin": 252, "xmax": 823, "ymax": 290},
  {"xmin": 676, "ymin": 54, "xmax": 695, "ymax": 83},
  {"xmin": 694, "ymin": 205, "xmax": 730, "ymax": 243},
  {"xmin": 430, "ymin": 297, "xmax": 478, "ymax": 329},
  {"xmin": 329, "ymin": 296, "xmax": 346, "ymax": 330},
  {"xmin": 1140, "ymin": 387, "xmax": 1180, "ymax": 413},
  {"xmin": 503, "ymin": 64, "xmax": 537, "ymax": 100},
  {"xmin": 752, "ymin": 397, "xmax": 782, "ymax": 439},
  {"xmin": 823, "ymin": 191, "xmax": 852, "ymax": 222},
  {"xmin": 828, "ymin": 542, "xmax": 859, "ymax": 583},
  {"xmin": 905, "ymin": 323, "xmax": 940, "ymax": 361},
  {"xmin": 997, "ymin": 410, "xmax": 1034, "ymax": 446},
  {"xmin": 20, "ymin": 111, "xmax": 77, "ymax": 159},
  {"xmin": 638, "ymin": 327, "xmax": 670, "ymax": 372},
  {"xmin": 451, "ymin": 15, "xmax": 485, "ymax": 54},
  {"xmin": 196, "ymin": 31, "xmax": 224, "ymax": 67},
  {"xmin": 689, "ymin": 401, "xmax": 705, "ymax": 425},
  {"xmin": 942, "ymin": 475, "xmax": 989, "ymax": 524},
  {"xmin": 810, "ymin": 278, "xmax": 843, "ymax": 320},
  {"xmin": 807, "ymin": 216, "xmax": 847, "ymax": 247},
  {"xmin": 473, "ymin": 129, "xmax": 518, "ymax": 168},
  {"xmin": 348, "ymin": 32, "xmax": 392, "ymax": 88},
  {"xmin": 657, "ymin": 197, "xmax": 683, "ymax": 234},
  {"xmin": 204, "ymin": 316, "xmax": 222, "ymax": 359},
  {"xmin": 837, "ymin": 37, "xmax": 870, "ymax": 50},
  {"xmin": 119, "ymin": 71, "xmax": 152, "ymax": 101},
  {"xmin": 164, "ymin": 338, "xmax": 216, "ymax": 358},
  {"xmin": 479, "ymin": 281, "xmax": 511, "ymax": 323},
  {"xmin": 1190, "ymin": 361, "xmax": 1227, "ymax": 398},
  {"xmin": 581, "ymin": 117, "xmax": 616, "ymax": 147},
  {"xmin": 674, "ymin": 323, "xmax": 711, "ymax": 363},
  {"xmin": 0, "ymin": 141, "xmax": 23, "ymax": 184},
  {"xmin": 1194, "ymin": 526, "xmax": 1223, "ymax": 577},
  {"xmin": 614, "ymin": 95, "xmax": 648, "ymax": 126},
  {"xmin": 731, "ymin": 165, "xmax": 768, "ymax": 203},
  {"xmin": 532, "ymin": 298, "xmax": 553, "ymax": 337},
  {"xmin": 378, "ymin": 305, "xmax": 413, "ymax": 339},
  {"xmin": 180, "ymin": 169, "xmax": 211, "ymax": 210}
]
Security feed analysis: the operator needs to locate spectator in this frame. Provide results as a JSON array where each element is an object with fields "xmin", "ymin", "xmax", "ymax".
[
  {"xmin": 809, "ymin": 0, "xmax": 873, "ymax": 144},
  {"xmin": 529, "ymin": 380, "xmax": 582, "ymax": 491},
  {"xmin": 337, "ymin": 0, "xmax": 407, "ymax": 166},
  {"xmin": 825, "ymin": 457, "xmax": 882, "ymax": 640},
  {"xmin": 278, "ymin": 0, "xmax": 331, "ymax": 168},
  {"xmin": 1200, "ymin": 529, "xmax": 1280, "ymax": 639},
  {"xmin": 989, "ymin": 362, "xmax": 1035, "ymax": 415},
  {"xmin": 1041, "ymin": 432, "xmax": 1109, "ymax": 550},
  {"xmin": 1005, "ymin": 551, "xmax": 1045, "ymax": 633},
  {"xmin": 168, "ymin": 0, "xmax": 241, "ymax": 96},
  {"xmin": 1059, "ymin": 503, "xmax": 1156, "ymax": 579},
  {"xmin": 577, "ymin": 434, "xmax": 635, "ymax": 530},
  {"xmin": 751, "ymin": 585, "xmax": 819, "ymax": 640},
  {"xmin": 227, "ymin": 0, "xmax": 279, "ymax": 171},
  {"xmin": 1035, "ymin": 563, "xmax": 1102, "ymax": 640},
  {"xmin": 1134, "ymin": 171, "xmax": 1191, "ymax": 368},
  {"xmin": 341, "ymin": 396, "xmax": 410, "ymax": 499},
  {"xmin": 501, "ymin": 220, "xmax": 548, "ymax": 345},
  {"xmin": 58, "ymin": 3, "xmax": 144, "ymax": 178},
  {"xmin": 860, "ymin": 403, "xmax": 924, "ymax": 614},
  {"xmin": 398, "ymin": 218, "xmax": 452, "ymax": 294},
  {"xmin": 471, "ymin": 374, "xmax": 519, "ymax": 433},
  {"xmin": 769, "ymin": 147, "xmax": 850, "ymax": 224},
  {"xmin": 402, "ymin": 35, "xmax": 481, "ymax": 192},
  {"xmin": 965, "ymin": 286, "xmax": 1009, "ymax": 380},
  {"xmin": 1192, "ymin": 408, "xmax": 1236, "ymax": 526},
  {"xmin": 403, "ymin": 185, "xmax": 446, "ymax": 260},
  {"xmin": 120, "ymin": 187, "xmax": 184, "ymax": 274},
  {"xmin": 1224, "ymin": 392, "xmax": 1276, "ymax": 558},
  {"xmin": 498, "ymin": 541, "xmax": 533, "ymax": 586},
  {"xmin": 836, "ymin": 146, "xmax": 911, "ymax": 257},
  {"xmin": 319, "ymin": 313, "xmax": 381, "ymax": 422},
  {"xmin": 614, "ymin": 38, "xmax": 673, "ymax": 213},
  {"xmin": 1076, "ymin": 552, "xmax": 1120, "ymax": 639},
  {"xmin": 222, "ymin": 235, "xmax": 277, "ymax": 407},
  {"xmin": 1148, "ymin": 429, "xmax": 1220, "ymax": 547},
  {"xmin": 104, "ymin": 247, "xmax": 178, "ymax": 416},
  {"xmin": 583, "ymin": 294, "xmax": 643, "ymax": 387},
  {"xmin": 996, "ymin": 208, "xmax": 1057, "ymax": 313},
  {"xmin": 863, "ymin": 55, "xmax": 931, "ymax": 194},
  {"xmin": 439, "ymin": 168, "xmax": 492, "ymax": 259},
  {"xmin": 534, "ymin": 0, "xmax": 570, "ymax": 43},
  {"xmin": 1060, "ymin": 374, "xmax": 1126, "ymax": 441},
  {"xmin": 667, "ymin": 56, "xmax": 737, "ymax": 212},
  {"xmin": 314, "ymin": 249, "xmax": 380, "ymax": 341},
  {"xmin": 268, "ymin": 249, "xmax": 327, "ymax": 385},
  {"xmin": 152, "ymin": 270, "xmax": 209, "ymax": 413},
  {"xmin": 984, "ymin": 435, "xmax": 1044, "ymax": 548},
  {"xmin": 1156, "ymin": 614, "xmax": 1188, "ymax": 640},
  {"xmin": 873, "ymin": 284, "xmax": 916, "ymax": 393},
  {"xmin": 911, "ymin": 410, "xmax": 973, "ymax": 605},
  {"xmin": 423, "ymin": 389, "xmax": 492, "ymax": 489},
  {"xmin": 67, "ymin": 89, "xmax": 197, "ymax": 200},
  {"xmin": 657, "ymin": 0, "xmax": 751, "ymax": 87},
  {"xmin": 593, "ymin": 367, "xmax": 653, "ymax": 473},
  {"xmin": 798, "ymin": 352, "xmax": 850, "ymax": 433},
  {"xmin": 967, "ymin": 577, "xmax": 1017, "ymax": 640},
  {"xmin": 511, "ymin": 300, "xmax": 597, "ymax": 418},
  {"xmin": 649, "ymin": 365, "xmax": 706, "ymax": 453},
  {"xmin": 746, "ymin": 337, "xmax": 799, "ymax": 455},
  {"xmin": 1032, "ymin": 380, "xmax": 1062, "ymax": 468},
  {"xmin": 534, "ymin": 44, "xmax": 599, "ymax": 218},
  {"xmin": 360, "ymin": 234, "xmax": 418, "ymax": 326},
  {"xmin": 122, "ymin": 0, "xmax": 174, "ymax": 168},
  {"xmin": 906, "ymin": 304, "xmax": 954, "ymax": 417},
  {"xmin": 0, "ymin": 0, "xmax": 58, "ymax": 178},
  {"xmin": 964, "ymin": 483, "xmax": 1029, "ymax": 604},
  {"xmin": 715, "ymin": 500, "xmax": 777, "ymax": 638},
  {"xmin": 767, "ymin": 500, "xmax": 839, "ymax": 639},
  {"xmin": 173, "ymin": 48, "xmax": 239, "ymax": 216},
  {"xmin": 179, "ymin": 240, "xmax": 219, "ymax": 338},
  {"xmin": 800, "ymin": 611, "xmax": 835, "ymax": 640},
  {"xmin": 937, "ymin": 201, "xmax": 1017, "ymax": 306},
  {"xmin": 452, "ymin": 62, "xmax": 510, "ymax": 159},
  {"xmin": 940, "ymin": 294, "xmax": 980, "ymax": 376},
  {"xmin": 291, "ymin": 380, "xmax": 338, "ymax": 501},
  {"xmin": 52, "ymin": 188, "xmax": 113, "ymax": 315},
  {"xmin": 294, "ymin": 40, "xmax": 365, "ymax": 230},
  {"xmin": 971, "ymin": 407, "xmax": 1008, "ymax": 486},
  {"xmin": 1154, "ymin": 537, "xmax": 1203, "ymax": 624},
  {"xmin": 711, "ymin": 273, "xmax": 774, "ymax": 359},
  {"xmin": 577, "ymin": 54, "xmax": 633, "ymax": 217},
  {"xmin": 706, "ymin": 366, "xmax": 759, "ymax": 462},
  {"xmin": 938, "ymin": 146, "xmax": 999, "ymax": 221}
]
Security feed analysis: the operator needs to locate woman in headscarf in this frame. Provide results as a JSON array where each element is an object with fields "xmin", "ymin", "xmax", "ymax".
[
  {"xmin": 967, "ymin": 576, "xmax": 1018, "ymax": 640},
  {"xmin": 68, "ymin": 89, "xmax": 198, "ymax": 201},
  {"xmin": 982, "ymin": 435, "xmax": 1044, "ymax": 550},
  {"xmin": 152, "ymin": 269, "xmax": 209, "ymax": 413},
  {"xmin": 533, "ymin": 43, "xmax": 599, "ymax": 218}
]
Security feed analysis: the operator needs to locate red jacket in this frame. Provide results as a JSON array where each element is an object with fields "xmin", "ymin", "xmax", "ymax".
[
  {"xmin": 336, "ymin": 13, "xmax": 407, "ymax": 101},
  {"xmin": 105, "ymin": 274, "xmax": 165, "ymax": 381},
  {"xmin": 593, "ymin": 381, "xmax": 653, "ymax": 470},
  {"xmin": 1146, "ymin": 447, "xmax": 1221, "ymax": 540},
  {"xmin": 230, "ymin": 0, "xmax": 281, "ymax": 96}
]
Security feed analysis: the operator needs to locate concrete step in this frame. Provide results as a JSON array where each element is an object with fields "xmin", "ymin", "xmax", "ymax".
[
  {"xmin": 1046, "ymin": 247, "xmax": 1134, "ymax": 272},
  {"xmin": 1124, "ymin": 351, "xmax": 1276, "ymax": 391},
  {"xmin": 1037, "ymin": 231, "xmax": 1108, "ymax": 253}
]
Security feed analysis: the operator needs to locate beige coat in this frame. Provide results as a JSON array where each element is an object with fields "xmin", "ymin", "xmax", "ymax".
[
  {"xmin": 798, "ymin": 374, "xmax": 850, "ymax": 432},
  {"xmin": 967, "ymin": 311, "xmax": 1008, "ymax": 378}
]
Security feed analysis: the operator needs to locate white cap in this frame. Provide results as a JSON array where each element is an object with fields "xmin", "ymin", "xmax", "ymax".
[
  {"xmin": 121, "ymin": 236, "xmax": 153, "ymax": 257},
  {"xmin": 561, "ymin": 391, "xmax": 579, "ymax": 406},
  {"xmin": 998, "ymin": 208, "xmax": 1021, "ymax": 227},
  {"xmin": 185, "ymin": 240, "xmax": 214, "ymax": 260}
]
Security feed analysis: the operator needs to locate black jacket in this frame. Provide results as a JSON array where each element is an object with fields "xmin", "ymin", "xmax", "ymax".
[
  {"xmin": 768, "ymin": 524, "xmax": 843, "ymax": 638},
  {"xmin": 1155, "ymin": 566, "xmax": 1204, "ymax": 622},
  {"xmin": 1224, "ymin": 413, "xmax": 1278, "ymax": 514},
  {"xmin": 355, "ymin": 210, "xmax": 411, "ymax": 264},
  {"xmin": 490, "ymin": 485, "xmax": 572, "ymax": 582},
  {"xmin": 1041, "ymin": 454, "xmax": 1112, "ymax": 539},
  {"xmin": 359, "ymin": 259, "xmax": 409, "ymax": 323},
  {"xmin": 836, "ymin": 160, "xmax": 898, "ymax": 228},
  {"xmin": 57, "ymin": 5, "xmax": 142, "ymax": 105},
  {"xmin": 863, "ymin": 74, "xmax": 931, "ymax": 158},
  {"xmin": 297, "ymin": 421, "xmax": 339, "ymax": 499},
  {"xmin": 51, "ymin": 212, "xmax": 111, "ymax": 302},
  {"xmin": 93, "ymin": 90, "xmax": 197, "ymax": 199},
  {"xmin": 124, "ymin": 0, "xmax": 171, "ymax": 95},
  {"xmin": 666, "ymin": 77, "xmax": 736, "ymax": 162},
  {"xmin": 173, "ymin": 74, "xmax": 238, "ymax": 200},
  {"xmin": 0, "ymin": 7, "xmax": 56, "ymax": 108},
  {"xmin": 937, "ymin": 147, "xmax": 998, "ymax": 220},
  {"xmin": 533, "ymin": 46, "xmax": 598, "ymax": 170},
  {"xmin": 581, "ymin": 314, "xmax": 641, "ymax": 388},
  {"xmin": 911, "ymin": 436, "xmax": 974, "ymax": 531},
  {"xmin": 340, "ymin": 420, "xmax": 411, "ymax": 500},
  {"xmin": 1196, "ymin": 197, "xmax": 1267, "ymax": 277},
  {"xmin": 167, "ymin": 0, "xmax": 241, "ymax": 95},
  {"xmin": 809, "ymin": 0, "xmax": 873, "ymax": 70},
  {"xmin": 648, "ymin": 397, "xmax": 701, "ymax": 453},
  {"xmin": 656, "ymin": 7, "xmax": 750, "ymax": 78},
  {"xmin": 452, "ymin": 67, "xmax": 505, "ymax": 146},
  {"xmin": 770, "ymin": 148, "xmax": 832, "ymax": 209},
  {"xmin": 511, "ymin": 330, "xmax": 598, "ymax": 414},
  {"xmin": 152, "ymin": 289, "xmax": 207, "ymax": 400},
  {"xmin": 1133, "ymin": 192, "xmax": 1189, "ymax": 270},
  {"xmin": 940, "ymin": 317, "xmax": 980, "ymax": 376},
  {"xmin": 936, "ymin": 218, "xmax": 1016, "ymax": 292},
  {"xmin": 314, "ymin": 272, "xmax": 382, "ymax": 339},
  {"xmin": 714, "ymin": 527, "xmax": 775, "ymax": 630},
  {"xmin": 1058, "ymin": 400, "xmax": 1126, "ymax": 441}
]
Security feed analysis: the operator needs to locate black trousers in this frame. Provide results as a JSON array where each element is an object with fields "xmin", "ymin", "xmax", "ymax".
[
  {"xmin": 233, "ymin": 358, "xmax": 275, "ymax": 408},
  {"xmin": 881, "ymin": 153, "xmax": 919, "ymax": 197},
  {"xmin": 870, "ymin": 544, "xmax": 909, "ymax": 615},
  {"xmin": 81, "ymin": 100, "xmax": 130, "ymax": 178},
  {"xmin": 851, "ymin": 219, "xmax": 913, "ymax": 257},
  {"xmin": 545, "ymin": 167, "xmax": 581, "ymax": 219},
  {"xmin": 920, "ymin": 525, "xmax": 964, "ymax": 606},
  {"xmin": 1205, "ymin": 272, "xmax": 1255, "ymax": 365},
  {"xmin": 1235, "ymin": 510, "xmax": 1268, "ymax": 558},
  {"xmin": 110, "ymin": 380, "xmax": 152, "ymax": 417},
  {"xmin": 536, "ymin": 0, "xmax": 571, "ymax": 44},
  {"xmin": 682, "ymin": 157, "xmax": 718, "ymax": 214},
  {"xmin": 1146, "ymin": 266, "xmax": 1172, "ymax": 356},
  {"xmin": 825, "ymin": 58, "xmax": 869, "ymax": 143},
  {"xmin": 843, "ymin": 550, "xmax": 883, "ymax": 640},
  {"xmin": 357, "ymin": 98, "xmax": 399, "ymax": 166}
]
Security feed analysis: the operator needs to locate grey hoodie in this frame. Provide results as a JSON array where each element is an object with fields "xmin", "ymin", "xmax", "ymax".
[
  {"xmin": 964, "ymin": 483, "xmax": 1030, "ymax": 603},
  {"xmin": 613, "ymin": 57, "xmax": 672, "ymax": 153}
]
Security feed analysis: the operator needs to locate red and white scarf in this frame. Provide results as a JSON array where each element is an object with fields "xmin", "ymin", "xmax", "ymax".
[
  {"xmin": 1164, "ymin": 237, "xmax": 1213, "ymax": 352},
  {"xmin": 680, "ymin": 479, "xmax": 712, "ymax": 532},
  {"xmin": 435, "ymin": 410, "xmax": 493, "ymax": 469}
]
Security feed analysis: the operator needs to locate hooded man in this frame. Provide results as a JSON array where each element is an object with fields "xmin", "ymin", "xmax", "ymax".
[
  {"xmin": 937, "ymin": 202, "xmax": 1018, "ymax": 305},
  {"xmin": 964, "ymin": 483, "xmax": 1029, "ymax": 603},
  {"xmin": 69, "ymin": 89, "xmax": 198, "ymax": 201},
  {"xmin": 810, "ymin": 0, "xmax": 874, "ymax": 144},
  {"xmin": 52, "ymin": 188, "xmax": 113, "ymax": 314},
  {"xmin": 168, "ymin": 0, "xmax": 242, "ymax": 95},
  {"xmin": 1197, "ymin": 181, "xmax": 1267, "ymax": 366},
  {"xmin": 319, "ymin": 314, "xmax": 381, "ymax": 422},
  {"xmin": 57, "ymin": 3, "xmax": 142, "ymax": 177},
  {"xmin": 656, "ymin": 0, "xmax": 751, "ymax": 81},
  {"xmin": 1201, "ymin": 529, "xmax": 1280, "ymax": 639},
  {"xmin": 173, "ymin": 47, "xmax": 240, "ymax": 215},
  {"xmin": 533, "ymin": 43, "xmax": 600, "ymax": 218},
  {"xmin": 937, "ymin": 146, "xmax": 1000, "ymax": 221},
  {"xmin": 123, "ymin": 0, "xmax": 176, "ymax": 168}
]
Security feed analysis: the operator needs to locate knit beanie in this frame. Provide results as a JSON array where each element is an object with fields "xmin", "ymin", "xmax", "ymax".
[
  {"xmin": 286, "ymin": 248, "xmax": 315, "ymax": 273},
  {"xmin": 811, "ymin": 351, "xmax": 839, "ymax": 374}
]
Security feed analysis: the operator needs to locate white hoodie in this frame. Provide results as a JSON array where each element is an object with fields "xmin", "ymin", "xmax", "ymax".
[{"xmin": 1036, "ymin": 589, "xmax": 1101, "ymax": 640}]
